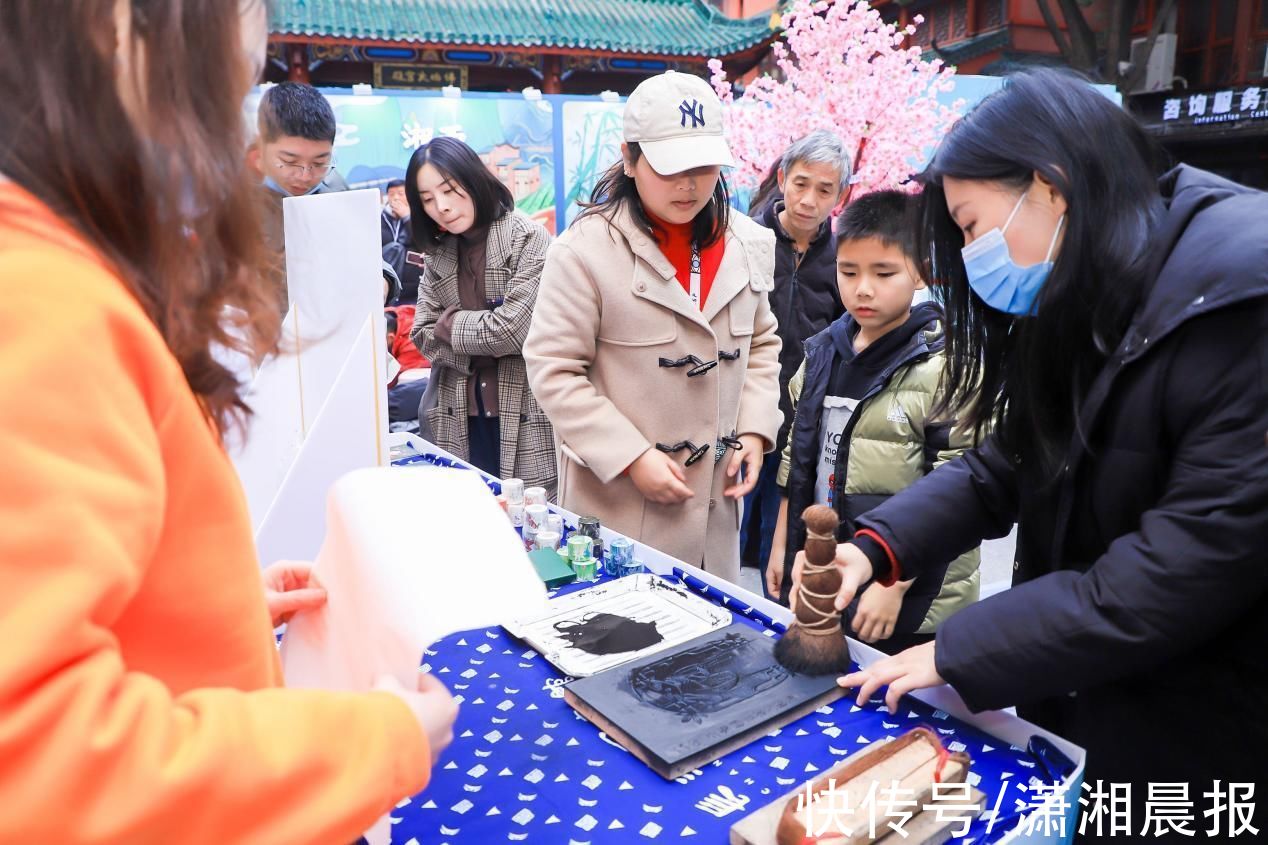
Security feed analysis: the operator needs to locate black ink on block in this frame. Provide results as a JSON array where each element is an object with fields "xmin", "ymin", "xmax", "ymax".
[
  {"xmin": 553, "ymin": 612, "xmax": 663, "ymax": 656},
  {"xmin": 629, "ymin": 630, "xmax": 787, "ymax": 723},
  {"xmin": 565, "ymin": 623, "xmax": 842, "ymax": 778}
]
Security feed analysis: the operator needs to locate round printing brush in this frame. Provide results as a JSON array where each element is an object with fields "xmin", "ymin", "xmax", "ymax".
[{"xmin": 773, "ymin": 504, "xmax": 853, "ymax": 675}]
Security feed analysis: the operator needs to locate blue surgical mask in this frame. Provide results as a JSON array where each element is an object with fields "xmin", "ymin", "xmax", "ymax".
[
  {"xmin": 264, "ymin": 175, "xmax": 324, "ymax": 197},
  {"xmin": 961, "ymin": 189, "xmax": 1064, "ymax": 317}
]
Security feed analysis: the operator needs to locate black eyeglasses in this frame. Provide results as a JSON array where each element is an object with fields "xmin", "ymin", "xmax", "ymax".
[{"xmin": 273, "ymin": 160, "xmax": 336, "ymax": 178}]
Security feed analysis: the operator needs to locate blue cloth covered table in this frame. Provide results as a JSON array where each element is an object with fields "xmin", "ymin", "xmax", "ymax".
[
  {"xmin": 389, "ymin": 576, "xmax": 1053, "ymax": 844},
  {"xmin": 387, "ymin": 450, "xmax": 1059, "ymax": 844}
]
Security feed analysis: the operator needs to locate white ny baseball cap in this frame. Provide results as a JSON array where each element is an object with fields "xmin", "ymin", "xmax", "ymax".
[{"xmin": 623, "ymin": 70, "xmax": 735, "ymax": 176}]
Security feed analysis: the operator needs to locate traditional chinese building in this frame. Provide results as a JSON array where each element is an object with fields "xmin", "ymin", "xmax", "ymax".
[
  {"xmin": 730, "ymin": 0, "xmax": 1266, "ymax": 188},
  {"xmin": 266, "ymin": 0, "xmax": 781, "ymax": 95},
  {"xmin": 1130, "ymin": 2, "xmax": 1268, "ymax": 188},
  {"xmin": 723, "ymin": 0, "xmax": 1120, "ymax": 76},
  {"xmin": 885, "ymin": 0, "xmax": 1267, "ymax": 187}
]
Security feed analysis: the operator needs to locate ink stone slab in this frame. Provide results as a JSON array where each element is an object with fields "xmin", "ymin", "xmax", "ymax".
[{"xmin": 564, "ymin": 622, "xmax": 844, "ymax": 780}]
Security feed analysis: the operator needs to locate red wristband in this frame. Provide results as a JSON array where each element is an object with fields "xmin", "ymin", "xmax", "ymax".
[{"xmin": 854, "ymin": 528, "xmax": 902, "ymax": 586}]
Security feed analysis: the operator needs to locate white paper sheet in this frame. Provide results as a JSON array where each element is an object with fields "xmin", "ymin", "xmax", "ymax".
[
  {"xmin": 279, "ymin": 466, "xmax": 547, "ymax": 843},
  {"xmin": 231, "ymin": 188, "xmax": 387, "ymax": 538},
  {"xmin": 253, "ymin": 317, "xmax": 383, "ymax": 567}
]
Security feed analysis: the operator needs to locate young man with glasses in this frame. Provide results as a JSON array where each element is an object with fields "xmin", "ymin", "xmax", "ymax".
[
  {"xmin": 253, "ymin": 81, "xmax": 347, "ymax": 198},
  {"xmin": 249, "ymin": 81, "xmax": 349, "ymax": 306}
]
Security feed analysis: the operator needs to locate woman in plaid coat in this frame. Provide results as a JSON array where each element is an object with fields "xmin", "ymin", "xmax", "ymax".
[{"xmin": 407, "ymin": 137, "xmax": 557, "ymax": 497}]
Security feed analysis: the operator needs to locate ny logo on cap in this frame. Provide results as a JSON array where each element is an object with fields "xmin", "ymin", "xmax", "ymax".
[{"xmin": 678, "ymin": 98, "xmax": 706, "ymax": 129}]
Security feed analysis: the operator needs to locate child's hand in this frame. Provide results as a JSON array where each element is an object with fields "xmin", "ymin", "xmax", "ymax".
[
  {"xmin": 724, "ymin": 434, "xmax": 765, "ymax": 499},
  {"xmin": 765, "ymin": 497, "xmax": 789, "ymax": 603},
  {"xmin": 628, "ymin": 449, "xmax": 694, "ymax": 505},
  {"xmin": 851, "ymin": 580, "xmax": 912, "ymax": 643},
  {"xmin": 790, "ymin": 550, "xmax": 806, "ymax": 613},
  {"xmin": 765, "ymin": 549, "xmax": 784, "ymax": 599}
]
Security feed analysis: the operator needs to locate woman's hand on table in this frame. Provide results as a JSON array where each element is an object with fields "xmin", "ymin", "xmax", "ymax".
[
  {"xmin": 837, "ymin": 641, "xmax": 944, "ymax": 714},
  {"xmin": 377, "ymin": 673, "xmax": 460, "ymax": 765},
  {"xmin": 262, "ymin": 560, "xmax": 327, "ymax": 627}
]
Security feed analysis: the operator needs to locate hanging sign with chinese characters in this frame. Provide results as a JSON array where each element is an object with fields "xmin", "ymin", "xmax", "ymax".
[
  {"xmin": 374, "ymin": 63, "xmax": 468, "ymax": 90},
  {"xmin": 1156, "ymin": 85, "xmax": 1267, "ymax": 128}
]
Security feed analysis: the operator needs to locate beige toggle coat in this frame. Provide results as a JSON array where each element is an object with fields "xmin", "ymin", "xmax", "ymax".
[{"xmin": 524, "ymin": 205, "xmax": 782, "ymax": 583}]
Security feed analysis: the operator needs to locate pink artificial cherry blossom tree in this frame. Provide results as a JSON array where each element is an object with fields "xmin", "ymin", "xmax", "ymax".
[{"xmin": 710, "ymin": 0, "xmax": 963, "ymax": 200}]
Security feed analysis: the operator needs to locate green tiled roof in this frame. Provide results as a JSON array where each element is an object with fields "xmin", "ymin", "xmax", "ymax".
[{"xmin": 269, "ymin": 0, "xmax": 778, "ymax": 58}]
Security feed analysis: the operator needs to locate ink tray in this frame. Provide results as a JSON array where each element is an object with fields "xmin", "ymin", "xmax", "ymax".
[{"xmin": 502, "ymin": 573, "xmax": 732, "ymax": 677}]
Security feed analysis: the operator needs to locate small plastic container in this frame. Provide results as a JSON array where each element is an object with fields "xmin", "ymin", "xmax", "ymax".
[
  {"xmin": 572, "ymin": 557, "xmax": 598, "ymax": 582},
  {"xmin": 503, "ymin": 478, "xmax": 526, "ymax": 505},
  {"xmin": 534, "ymin": 530, "xmax": 561, "ymax": 551},
  {"xmin": 507, "ymin": 502, "xmax": 525, "ymax": 528},
  {"xmin": 606, "ymin": 536, "xmax": 634, "ymax": 576},
  {"xmin": 566, "ymin": 534, "xmax": 594, "ymax": 563},
  {"xmin": 618, "ymin": 556, "xmax": 644, "ymax": 578}
]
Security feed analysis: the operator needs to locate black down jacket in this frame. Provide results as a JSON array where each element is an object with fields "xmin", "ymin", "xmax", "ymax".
[
  {"xmin": 855, "ymin": 166, "xmax": 1268, "ymax": 834},
  {"xmin": 759, "ymin": 201, "xmax": 844, "ymax": 456}
]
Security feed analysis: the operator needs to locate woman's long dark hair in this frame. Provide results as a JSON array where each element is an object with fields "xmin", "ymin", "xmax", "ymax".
[
  {"xmin": 405, "ymin": 136, "xmax": 514, "ymax": 251},
  {"xmin": 577, "ymin": 143, "xmax": 730, "ymax": 247},
  {"xmin": 920, "ymin": 68, "xmax": 1164, "ymax": 479},
  {"xmin": 0, "ymin": 0, "xmax": 279, "ymax": 440},
  {"xmin": 746, "ymin": 156, "xmax": 783, "ymax": 217}
]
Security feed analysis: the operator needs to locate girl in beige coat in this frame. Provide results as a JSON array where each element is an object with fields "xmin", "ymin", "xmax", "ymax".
[{"xmin": 524, "ymin": 71, "xmax": 782, "ymax": 583}]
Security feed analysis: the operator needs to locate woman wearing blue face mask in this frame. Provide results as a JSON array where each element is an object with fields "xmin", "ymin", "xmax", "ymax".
[
  {"xmin": 802, "ymin": 69, "xmax": 1268, "ymax": 834},
  {"xmin": 957, "ymin": 183, "xmax": 1064, "ymax": 317}
]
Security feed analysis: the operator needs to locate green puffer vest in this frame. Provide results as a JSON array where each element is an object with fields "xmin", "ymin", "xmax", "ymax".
[{"xmin": 778, "ymin": 316, "xmax": 980, "ymax": 634}]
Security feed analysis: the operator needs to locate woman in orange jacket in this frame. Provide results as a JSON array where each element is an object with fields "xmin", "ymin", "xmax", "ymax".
[{"xmin": 0, "ymin": 2, "xmax": 456, "ymax": 842}]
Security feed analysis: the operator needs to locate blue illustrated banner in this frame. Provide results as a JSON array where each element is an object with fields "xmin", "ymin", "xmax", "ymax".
[
  {"xmin": 245, "ymin": 88, "xmax": 631, "ymax": 236},
  {"xmin": 246, "ymin": 78, "xmax": 1116, "ymax": 238}
]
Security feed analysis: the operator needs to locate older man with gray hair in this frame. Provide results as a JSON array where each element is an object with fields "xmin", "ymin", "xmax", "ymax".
[{"xmin": 742, "ymin": 129, "xmax": 852, "ymax": 599}]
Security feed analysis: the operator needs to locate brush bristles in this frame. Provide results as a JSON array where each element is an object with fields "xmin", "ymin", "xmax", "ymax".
[
  {"xmin": 774, "ymin": 627, "xmax": 852, "ymax": 675},
  {"xmin": 775, "ymin": 504, "xmax": 851, "ymax": 675}
]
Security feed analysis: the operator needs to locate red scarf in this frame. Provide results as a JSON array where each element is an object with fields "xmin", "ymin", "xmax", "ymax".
[{"xmin": 647, "ymin": 212, "xmax": 725, "ymax": 309}]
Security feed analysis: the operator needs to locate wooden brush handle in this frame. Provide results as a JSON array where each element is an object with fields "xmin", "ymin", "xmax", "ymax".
[
  {"xmin": 794, "ymin": 505, "xmax": 843, "ymax": 634},
  {"xmin": 802, "ymin": 504, "xmax": 839, "ymax": 567}
]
